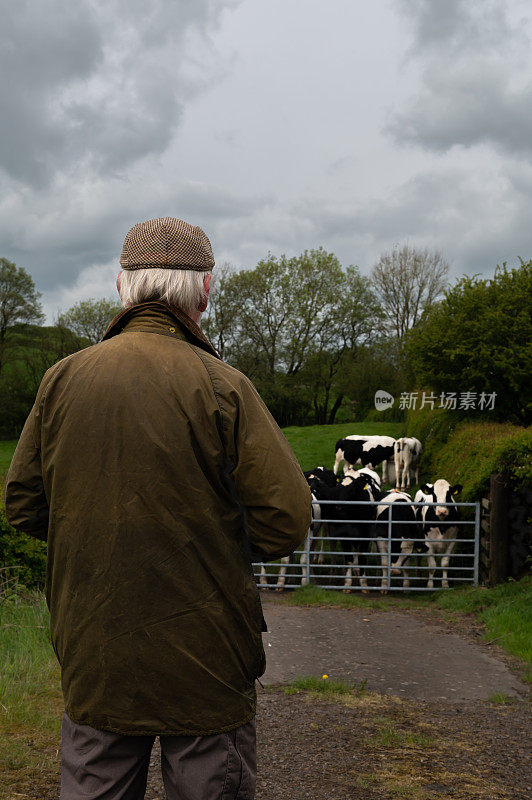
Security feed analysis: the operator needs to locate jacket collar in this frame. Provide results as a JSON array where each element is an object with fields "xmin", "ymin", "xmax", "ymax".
[{"xmin": 101, "ymin": 301, "xmax": 221, "ymax": 360}]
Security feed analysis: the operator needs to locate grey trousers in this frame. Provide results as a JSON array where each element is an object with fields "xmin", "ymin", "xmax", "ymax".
[{"xmin": 60, "ymin": 713, "xmax": 256, "ymax": 800}]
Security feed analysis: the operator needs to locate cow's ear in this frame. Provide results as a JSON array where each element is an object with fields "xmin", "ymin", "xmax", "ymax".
[
  {"xmin": 451, "ymin": 484, "xmax": 463, "ymax": 496},
  {"xmin": 420, "ymin": 483, "xmax": 431, "ymax": 493}
]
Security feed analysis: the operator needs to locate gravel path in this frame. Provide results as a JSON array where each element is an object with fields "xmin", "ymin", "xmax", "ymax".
[{"xmin": 260, "ymin": 599, "xmax": 528, "ymax": 701}]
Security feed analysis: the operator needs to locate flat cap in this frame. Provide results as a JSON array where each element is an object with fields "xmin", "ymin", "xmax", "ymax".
[{"xmin": 120, "ymin": 217, "xmax": 214, "ymax": 271}]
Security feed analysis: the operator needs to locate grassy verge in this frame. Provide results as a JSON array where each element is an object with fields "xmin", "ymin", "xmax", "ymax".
[
  {"xmin": 284, "ymin": 575, "xmax": 532, "ymax": 681},
  {"xmin": 281, "ymin": 674, "xmax": 368, "ymax": 696},
  {"xmin": 0, "ymin": 582, "xmax": 62, "ymax": 800}
]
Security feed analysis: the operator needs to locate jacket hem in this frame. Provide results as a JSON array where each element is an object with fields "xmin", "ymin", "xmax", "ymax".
[{"xmin": 63, "ymin": 706, "xmax": 257, "ymax": 737}]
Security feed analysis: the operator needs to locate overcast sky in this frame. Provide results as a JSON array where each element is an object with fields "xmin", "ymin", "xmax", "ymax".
[{"xmin": 1, "ymin": 0, "xmax": 531, "ymax": 321}]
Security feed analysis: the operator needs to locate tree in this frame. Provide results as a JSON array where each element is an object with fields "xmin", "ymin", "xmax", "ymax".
[
  {"xmin": 299, "ymin": 265, "xmax": 384, "ymax": 423},
  {"xmin": 204, "ymin": 249, "xmax": 385, "ymax": 425},
  {"xmin": 0, "ymin": 258, "xmax": 44, "ymax": 376},
  {"xmin": 224, "ymin": 249, "xmax": 379, "ymax": 377},
  {"xmin": 404, "ymin": 260, "xmax": 532, "ymax": 424},
  {"xmin": 56, "ymin": 298, "xmax": 122, "ymax": 347},
  {"xmin": 371, "ymin": 245, "xmax": 449, "ymax": 343},
  {"xmin": 202, "ymin": 262, "xmax": 239, "ymax": 360}
]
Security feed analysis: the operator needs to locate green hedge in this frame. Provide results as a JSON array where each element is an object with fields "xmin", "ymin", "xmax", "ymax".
[
  {"xmin": 404, "ymin": 400, "xmax": 458, "ymax": 478},
  {"xmin": 404, "ymin": 392, "xmax": 531, "ymax": 498},
  {"xmin": 0, "ymin": 500, "xmax": 47, "ymax": 589},
  {"xmin": 431, "ymin": 422, "xmax": 532, "ymax": 501}
]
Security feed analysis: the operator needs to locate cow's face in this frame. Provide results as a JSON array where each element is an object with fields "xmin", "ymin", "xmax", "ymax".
[{"xmin": 422, "ymin": 480, "xmax": 462, "ymax": 519}]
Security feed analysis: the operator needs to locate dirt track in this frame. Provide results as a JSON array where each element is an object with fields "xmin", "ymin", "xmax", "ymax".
[{"xmin": 140, "ymin": 599, "xmax": 531, "ymax": 800}]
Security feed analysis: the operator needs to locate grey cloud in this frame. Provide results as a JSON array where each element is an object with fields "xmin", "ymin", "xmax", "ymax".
[
  {"xmin": 0, "ymin": 179, "xmax": 269, "ymax": 291},
  {"xmin": 390, "ymin": 0, "xmax": 532, "ymax": 158},
  {"xmin": 0, "ymin": 1, "xmax": 102, "ymax": 185},
  {"xmin": 0, "ymin": 0, "xmax": 238, "ymax": 187},
  {"xmin": 397, "ymin": 0, "xmax": 520, "ymax": 55},
  {"xmin": 267, "ymin": 162, "xmax": 532, "ymax": 277},
  {"xmin": 388, "ymin": 66, "xmax": 532, "ymax": 156}
]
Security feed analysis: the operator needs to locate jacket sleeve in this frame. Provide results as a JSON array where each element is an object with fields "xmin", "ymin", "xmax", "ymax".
[
  {"xmin": 223, "ymin": 373, "xmax": 312, "ymax": 563},
  {"xmin": 4, "ymin": 399, "xmax": 49, "ymax": 541}
]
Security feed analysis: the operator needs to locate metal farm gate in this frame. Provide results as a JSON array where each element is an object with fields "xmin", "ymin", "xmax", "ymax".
[{"xmin": 254, "ymin": 499, "xmax": 480, "ymax": 592}]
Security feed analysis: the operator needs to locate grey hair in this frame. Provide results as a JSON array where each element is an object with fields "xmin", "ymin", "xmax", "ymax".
[{"xmin": 118, "ymin": 268, "xmax": 209, "ymax": 315}]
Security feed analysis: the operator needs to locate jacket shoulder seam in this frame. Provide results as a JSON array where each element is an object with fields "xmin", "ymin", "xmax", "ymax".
[{"xmin": 187, "ymin": 344, "xmax": 231, "ymax": 458}]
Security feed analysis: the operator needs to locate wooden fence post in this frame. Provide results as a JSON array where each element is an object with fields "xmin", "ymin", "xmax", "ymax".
[
  {"xmin": 480, "ymin": 496, "xmax": 491, "ymax": 585},
  {"xmin": 489, "ymin": 473, "xmax": 511, "ymax": 586}
]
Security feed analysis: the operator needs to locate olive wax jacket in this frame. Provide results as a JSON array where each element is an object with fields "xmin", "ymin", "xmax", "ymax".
[{"xmin": 5, "ymin": 302, "xmax": 311, "ymax": 735}]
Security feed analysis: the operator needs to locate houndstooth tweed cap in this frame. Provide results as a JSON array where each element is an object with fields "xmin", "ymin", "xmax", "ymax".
[{"xmin": 120, "ymin": 217, "xmax": 215, "ymax": 271}]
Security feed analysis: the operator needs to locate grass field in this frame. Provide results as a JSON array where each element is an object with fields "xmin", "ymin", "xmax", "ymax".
[{"xmin": 281, "ymin": 421, "xmax": 404, "ymax": 472}]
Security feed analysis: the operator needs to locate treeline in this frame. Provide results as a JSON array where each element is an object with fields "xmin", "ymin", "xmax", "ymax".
[
  {"xmin": 203, "ymin": 250, "xmax": 531, "ymax": 427},
  {"xmin": 0, "ymin": 258, "xmax": 121, "ymax": 437},
  {"xmin": 0, "ymin": 250, "xmax": 530, "ymax": 437}
]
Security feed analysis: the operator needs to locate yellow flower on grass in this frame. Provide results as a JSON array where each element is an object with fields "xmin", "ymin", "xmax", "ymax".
[{"xmin": 322, "ymin": 674, "xmax": 328, "ymax": 679}]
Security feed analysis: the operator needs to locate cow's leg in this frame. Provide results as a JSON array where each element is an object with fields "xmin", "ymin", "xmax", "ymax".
[
  {"xmin": 400, "ymin": 539, "xmax": 414, "ymax": 587},
  {"xmin": 276, "ymin": 556, "xmax": 290, "ymax": 591},
  {"xmin": 382, "ymin": 459, "xmax": 389, "ymax": 485},
  {"xmin": 300, "ymin": 549, "xmax": 308, "ymax": 586},
  {"xmin": 344, "ymin": 552, "xmax": 360, "ymax": 594},
  {"xmin": 259, "ymin": 564, "xmax": 268, "ymax": 588},
  {"xmin": 302, "ymin": 524, "xmax": 318, "ymax": 586},
  {"xmin": 317, "ymin": 537, "xmax": 324, "ymax": 565},
  {"xmin": 315, "ymin": 522, "xmax": 327, "ymax": 565},
  {"xmin": 333, "ymin": 449, "xmax": 343, "ymax": 475},
  {"xmin": 394, "ymin": 452, "xmax": 401, "ymax": 489},
  {"xmin": 375, "ymin": 538, "xmax": 390, "ymax": 592},
  {"xmin": 357, "ymin": 544, "xmax": 371, "ymax": 593},
  {"xmin": 426, "ymin": 545, "xmax": 437, "ymax": 589},
  {"xmin": 391, "ymin": 537, "xmax": 413, "ymax": 582},
  {"xmin": 300, "ymin": 527, "xmax": 316, "ymax": 586},
  {"xmin": 343, "ymin": 551, "xmax": 354, "ymax": 592},
  {"xmin": 441, "ymin": 534, "xmax": 457, "ymax": 588}
]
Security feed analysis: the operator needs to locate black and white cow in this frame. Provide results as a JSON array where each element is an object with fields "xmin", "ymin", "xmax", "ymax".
[
  {"xmin": 373, "ymin": 490, "xmax": 418, "ymax": 591},
  {"xmin": 333, "ymin": 435, "xmax": 396, "ymax": 483},
  {"xmin": 298, "ymin": 467, "xmax": 340, "ymax": 584},
  {"xmin": 332, "ymin": 436, "xmax": 369, "ymax": 475},
  {"xmin": 328, "ymin": 472, "xmax": 379, "ymax": 592},
  {"xmin": 394, "ymin": 437, "xmax": 422, "ymax": 490},
  {"xmin": 415, "ymin": 480, "xmax": 463, "ymax": 589}
]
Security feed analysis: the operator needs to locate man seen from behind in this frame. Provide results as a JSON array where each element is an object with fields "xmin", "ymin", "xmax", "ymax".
[{"xmin": 5, "ymin": 217, "xmax": 312, "ymax": 800}]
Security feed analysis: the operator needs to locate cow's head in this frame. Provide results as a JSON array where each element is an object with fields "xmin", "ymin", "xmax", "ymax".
[
  {"xmin": 421, "ymin": 480, "xmax": 462, "ymax": 519},
  {"xmin": 340, "ymin": 473, "xmax": 375, "ymax": 501}
]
